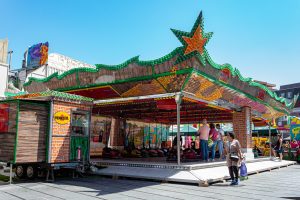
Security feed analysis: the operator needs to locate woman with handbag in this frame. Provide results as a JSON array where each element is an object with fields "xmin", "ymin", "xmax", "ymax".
[{"xmin": 224, "ymin": 132, "xmax": 243, "ymax": 185}]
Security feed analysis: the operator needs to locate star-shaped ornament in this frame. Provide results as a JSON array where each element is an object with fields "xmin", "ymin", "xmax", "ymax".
[
  {"xmin": 182, "ymin": 25, "xmax": 207, "ymax": 55},
  {"xmin": 171, "ymin": 11, "xmax": 213, "ymax": 65}
]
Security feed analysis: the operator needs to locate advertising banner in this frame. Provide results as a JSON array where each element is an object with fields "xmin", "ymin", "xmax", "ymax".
[{"xmin": 27, "ymin": 42, "xmax": 49, "ymax": 68}]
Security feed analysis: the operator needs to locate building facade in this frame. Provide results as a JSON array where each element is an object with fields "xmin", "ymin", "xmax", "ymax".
[
  {"xmin": 0, "ymin": 39, "xmax": 9, "ymax": 97},
  {"xmin": 22, "ymin": 53, "xmax": 96, "ymax": 83},
  {"xmin": 16, "ymin": 53, "xmax": 96, "ymax": 91},
  {"xmin": 276, "ymin": 83, "xmax": 300, "ymax": 115},
  {"xmin": 0, "ymin": 63, "xmax": 8, "ymax": 98},
  {"xmin": 276, "ymin": 83, "xmax": 300, "ymax": 127}
]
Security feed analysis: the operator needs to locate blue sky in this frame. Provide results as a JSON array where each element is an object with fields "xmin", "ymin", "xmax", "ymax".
[{"xmin": 1, "ymin": 0, "xmax": 300, "ymax": 88}]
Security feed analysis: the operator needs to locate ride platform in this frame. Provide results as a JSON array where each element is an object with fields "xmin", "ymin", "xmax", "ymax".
[{"xmin": 90, "ymin": 158, "xmax": 296, "ymax": 186}]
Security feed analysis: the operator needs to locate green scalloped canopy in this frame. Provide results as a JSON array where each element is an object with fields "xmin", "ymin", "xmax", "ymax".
[
  {"xmin": 23, "ymin": 11, "xmax": 295, "ymax": 114},
  {"xmin": 4, "ymin": 90, "xmax": 94, "ymax": 102}
]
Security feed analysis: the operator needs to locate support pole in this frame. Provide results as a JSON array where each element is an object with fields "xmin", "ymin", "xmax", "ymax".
[
  {"xmin": 171, "ymin": 124, "xmax": 174, "ymax": 148},
  {"xmin": 175, "ymin": 93, "xmax": 182, "ymax": 165},
  {"xmin": 48, "ymin": 100, "xmax": 54, "ymax": 163},
  {"xmin": 9, "ymin": 163, "xmax": 12, "ymax": 184},
  {"xmin": 269, "ymin": 123, "xmax": 272, "ymax": 159},
  {"xmin": 148, "ymin": 124, "xmax": 151, "ymax": 149},
  {"xmin": 176, "ymin": 102, "xmax": 181, "ymax": 165}
]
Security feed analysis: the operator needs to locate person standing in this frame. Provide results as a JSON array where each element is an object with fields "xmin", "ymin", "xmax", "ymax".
[
  {"xmin": 186, "ymin": 136, "xmax": 192, "ymax": 149},
  {"xmin": 191, "ymin": 138, "xmax": 196, "ymax": 150},
  {"xmin": 272, "ymin": 134, "xmax": 283, "ymax": 161},
  {"xmin": 172, "ymin": 135, "xmax": 182, "ymax": 148},
  {"xmin": 216, "ymin": 124, "xmax": 225, "ymax": 160},
  {"xmin": 224, "ymin": 132, "xmax": 243, "ymax": 185},
  {"xmin": 198, "ymin": 119, "xmax": 210, "ymax": 161},
  {"xmin": 209, "ymin": 124, "xmax": 219, "ymax": 161}
]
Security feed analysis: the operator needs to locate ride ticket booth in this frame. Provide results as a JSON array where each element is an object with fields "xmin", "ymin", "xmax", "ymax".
[{"xmin": 0, "ymin": 91, "xmax": 93, "ymax": 180}]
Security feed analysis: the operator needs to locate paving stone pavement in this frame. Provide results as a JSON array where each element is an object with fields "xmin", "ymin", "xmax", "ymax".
[{"xmin": 0, "ymin": 164, "xmax": 299, "ymax": 200}]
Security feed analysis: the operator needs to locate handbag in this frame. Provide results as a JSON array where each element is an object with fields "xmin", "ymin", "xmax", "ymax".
[
  {"xmin": 240, "ymin": 161, "xmax": 248, "ymax": 177},
  {"xmin": 230, "ymin": 154, "xmax": 239, "ymax": 162},
  {"xmin": 229, "ymin": 141, "xmax": 239, "ymax": 161}
]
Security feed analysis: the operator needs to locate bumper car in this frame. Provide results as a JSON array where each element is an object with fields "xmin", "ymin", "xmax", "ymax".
[
  {"xmin": 131, "ymin": 149, "xmax": 142, "ymax": 158},
  {"xmin": 141, "ymin": 149, "xmax": 150, "ymax": 158},
  {"xmin": 149, "ymin": 149, "xmax": 158, "ymax": 157},
  {"xmin": 167, "ymin": 148, "xmax": 183, "ymax": 161},
  {"xmin": 102, "ymin": 147, "xmax": 121, "ymax": 159},
  {"xmin": 121, "ymin": 149, "xmax": 130, "ymax": 157},
  {"xmin": 183, "ymin": 148, "xmax": 197, "ymax": 160},
  {"xmin": 156, "ymin": 149, "xmax": 165, "ymax": 157}
]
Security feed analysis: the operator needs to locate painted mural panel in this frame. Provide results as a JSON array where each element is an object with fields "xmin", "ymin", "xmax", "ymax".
[
  {"xmin": 90, "ymin": 116, "xmax": 111, "ymax": 157},
  {"xmin": 143, "ymin": 125, "xmax": 169, "ymax": 148},
  {"xmin": 290, "ymin": 117, "xmax": 300, "ymax": 144}
]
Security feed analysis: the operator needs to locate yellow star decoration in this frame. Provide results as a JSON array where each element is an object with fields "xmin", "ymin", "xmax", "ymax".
[
  {"xmin": 171, "ymin": 12, "xmax": 213, "ymax": 65},
  {"xmin": 182, "ymin": 25, "xmax": 207, "ymax": 55}
]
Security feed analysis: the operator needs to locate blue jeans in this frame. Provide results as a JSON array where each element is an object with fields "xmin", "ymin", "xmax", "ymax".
[
  {"xmin": 211, "ymin": 141, "xmax": 218, "ymax": 160},
  {"xmin": 217, "ymin": 140, "xmax": 224, "ymax": 159},
  {"xmin": 200, "ymin": 139, "xmax": 208, "ymax": 161}
]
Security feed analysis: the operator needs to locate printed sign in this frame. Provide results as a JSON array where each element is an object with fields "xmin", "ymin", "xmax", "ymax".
[
  {"xmin": 27, "ymin": 42, "xmax": 49, "ymax": 68},
  {"xmin": 0, "ymin": 104, "xmax": 9, "ymax": 132},
  {"xmin": 54, "ymin": 111, "xmax": 70, "ymax": 125}
]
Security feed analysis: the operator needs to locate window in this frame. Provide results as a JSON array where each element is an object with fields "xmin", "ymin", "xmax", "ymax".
[
  {"xmin": 287, "ymin": 91, "xmax": 293, "ymax": 99},
  {"xmin": 280, "ymin": 93, "xmax": 285, "ymax": 98},
  {"xmin": 71, "ymin": 111, "xmax": 89, "ymax": 136}
]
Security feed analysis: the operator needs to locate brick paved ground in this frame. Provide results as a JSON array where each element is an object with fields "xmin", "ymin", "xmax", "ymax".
[{"xmin": 0, "ymin": 164, "xmax": 299, "ymax": 200}]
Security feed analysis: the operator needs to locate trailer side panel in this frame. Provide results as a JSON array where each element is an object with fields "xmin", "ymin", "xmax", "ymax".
[{"xmin": 15, "ymin": 102, "xmax": 48, "ymax": 163}]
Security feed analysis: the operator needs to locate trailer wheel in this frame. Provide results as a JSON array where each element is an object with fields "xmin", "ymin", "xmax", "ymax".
[
  {"xmin": 26, "ymin": 165, "xmax": 36, "ymax": 179},
  {"xmin": 16, "ymin": 165, "xmax": 25, "ymax": 178}
]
